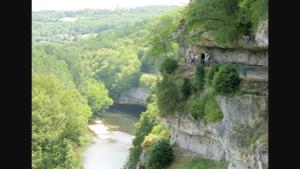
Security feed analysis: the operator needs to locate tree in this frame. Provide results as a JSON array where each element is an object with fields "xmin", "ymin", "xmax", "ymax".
[
  {"xmin": 79, "ymin": 80, "xmax": 113, "ymax": 114},
  {"xmin": 184, "ymin": 0, "xmax": 268, "ymax": 43},
  {"xmin": 95, "ymin": 47, "xmax": 141, "ymax": 97},
  {"xmin": 180, "ymin": 77, "xmax": 192, "ymax": 99},
  {"xmin": 123, "ymin": 101, "xmax": 158, "ymax": 169},
  {"xmin": 146, "ymin": 139, "xmax": 174, "ymax": 169},
  {"xmin": 32, "ymin": 74, "xmax": 92, "ymax": 169},
  {"xmin": 159, "ymin": 58, "xmax": 178, "ymax": 75},
  {"xmin": 156, "ymin": 76, "xmax": 179, "ymax": 115},
  {"xmin": 193, "ymin": 63, "xmax": 205, "ymax": 91},
  {"xmin": 212, "ymin": 64, "xmax": 240, "ymax": 94},
  {"xmin": 146, "ymin": 9, "xmax": 181, "ymax": 58}
]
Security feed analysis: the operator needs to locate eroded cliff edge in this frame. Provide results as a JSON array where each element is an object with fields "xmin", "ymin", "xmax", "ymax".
[
  {"xmin": 162, "ymin": 95, "xmax": 268, "ymax": 169},
  {"xmin": 114, "ymin": 87, "xmax": 150, "ymax": 106}
]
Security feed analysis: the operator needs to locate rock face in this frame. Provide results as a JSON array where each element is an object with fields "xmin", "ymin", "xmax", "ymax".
[
  {"xmin": 255, "ymin": 19, "xmax": 268, "ymax": 48},
  {"xmin": 115, "ymin": 87, "xmax": 150, "ymax": 106},
  {"xmin": 162, "ymin": 95, "xmax": 268, "ymax": 169},
  {"xmin": 137, "ymin": 150, "xmax": 148, "ymax": 169},
  {"xmin": 185, "ymin": 44, "xmax": 268, "ymax": 67}
]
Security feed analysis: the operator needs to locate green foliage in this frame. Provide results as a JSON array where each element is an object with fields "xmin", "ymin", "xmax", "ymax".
[
  {"xmin": 32, "ymin": 74, "xmax": 92, "ymax": 169},
  {"xmin": 170, "ymin": 157, "xmax": 228, "ymax": 169},
  {"xmin": 184, "ymin": 0, "xmax": 268, "ymax": 43},
  {"xmin": 212, "ymin": 64, "xmax": 240, "ymax": 94},
  {"xmin": 139, "ymin": 73, "xmax": 158, "ymax": 91},
  {"xmin": 123, "ymin": 101, "xmax": 158, "ymax": 169},
  {"xmin": 140, "ymin": 47, "xmax": 166, "ymax": 73},
  {"xmin": 32, "ymin": 6, "xmax": 176, "ymax": 43},
  {"xmin": 95, "ymin": 47, "xmax": 142, "ymax": 96},
  {"xmin": 147, "ymin": 139, "xmax": 174, "ymax": 169},
  {"xmin": 187, "ymin": 94, "xmax": 223, "ymax": 123},
  {"xmin": 206, "ymin": 64, "xmax": 221, "ymax": 86},
  {"xmin": 159, "ymin": 58, "xmax": 179, "ymax": 74},
  {"xmin": 187, "ymin": 95, "xmax": 205, "ymax": 120},
  {"xmin": 32, "ymin": 46, "xmax": 74, "ymax": 85},
  {"xmin": 233, "ymin": 121, "xmax": 265, "ymax": 147},
  {"xmin": 146, "ymin": 9, "xmax": 182, "ymax": 58},
  {"xmin": 203, "ymin": 95, "xmax": 223, "ymax": 123},
  {"xmin": 142, "ymin": 124, "xmax": 171, "ymax": 149},
  {"xmin": 239, "ymin": 0, "xmax": 268, "ymax": 29},
  {"xmin": 192, "ymin": 63, "xmax": 206, "ymax": 91},
  {"xmin": 79, "ymin": 80, "xmax": 113, "ymax": 114},
  {"xmin": 184, "ymin": 0, "xmax": 241, "ymax": 43},
  {"xmin": 180, "ymin": 77, "xmax": 192, "ymax": 99},
  {"xmin": 157, "ymin": 76, "xmax": 179, "ymax": 116}
]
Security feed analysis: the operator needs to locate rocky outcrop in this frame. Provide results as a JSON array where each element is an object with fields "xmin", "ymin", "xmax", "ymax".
[
  {"xmin": 137, "ymin": 150, "xmax": 148, "ymax": 169},
  {"xmin": 115, "ymin": 87, "xmax": 150, "ymax": 106},
  {"xmin": 184, "ymin": 19, "xmax": 268, "ymax": 51},
  {"xmin": 162, "ymin": 95, "xmax": 268, "ymax": 169},
  {"xmin": 254, "ymin": 19, "xmax": 268, "ymax": 48},
  {"xmin": 186, "ymin": 45, "xmax": 268, "ymax": 67}
]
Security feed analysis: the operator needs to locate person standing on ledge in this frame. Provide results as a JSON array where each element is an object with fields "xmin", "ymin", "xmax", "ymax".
[{"xmin": 204, "ymin": 50, "xmax": 210, "ymax": 66}]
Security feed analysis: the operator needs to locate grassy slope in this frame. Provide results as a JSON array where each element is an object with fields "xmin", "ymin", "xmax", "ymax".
[{"xmin": 167, "ymin": 146, "xmax": 228, "ymax": 169}]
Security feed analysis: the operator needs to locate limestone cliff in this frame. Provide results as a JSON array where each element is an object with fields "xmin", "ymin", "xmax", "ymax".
[
  {"xmin": 114, "ymin": 87, "xmax": 150, "ymax": 106},
  {"xmin": 162, "ymin": 95, "xmax": 268, "ymax": 169}
]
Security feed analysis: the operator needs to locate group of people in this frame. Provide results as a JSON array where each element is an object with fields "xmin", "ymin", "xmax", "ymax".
[{"xmin": 184, "ymin": 50, "xmax": 210, "ymax": 66}]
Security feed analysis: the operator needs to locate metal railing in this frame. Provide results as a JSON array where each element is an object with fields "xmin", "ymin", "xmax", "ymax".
[{"xmin": 203, "ymin": 60, "xmax": 268, "ymax": 81}]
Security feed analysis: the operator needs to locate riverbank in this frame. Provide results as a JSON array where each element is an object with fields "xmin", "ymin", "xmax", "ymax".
[{"xmin": 81, "ymin": 106, "xmax": 144, "ymax": 169}]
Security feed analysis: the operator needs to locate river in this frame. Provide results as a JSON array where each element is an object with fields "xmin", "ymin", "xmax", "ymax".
[{"xmin": 82, "ymin": 104, "xmax": 146, "ymax": 169}]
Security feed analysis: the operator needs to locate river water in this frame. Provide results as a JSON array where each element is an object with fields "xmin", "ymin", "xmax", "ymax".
[{"xmin": 82, "ymin": 104, "xmax": 145, "ymax": 169}]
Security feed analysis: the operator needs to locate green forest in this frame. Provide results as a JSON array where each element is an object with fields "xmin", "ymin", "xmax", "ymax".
[
  {"xmin": 32, "ymin": 5, "xmax": 179, "ymax": 169},
  {"xmin": 32, "ymin": 1, "xmax": 268, "ymax": 169}
]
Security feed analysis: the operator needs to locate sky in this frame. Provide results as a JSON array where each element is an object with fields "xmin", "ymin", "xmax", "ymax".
[{"xmin": 32, "ymin": 0, "xmax": 190, "ymax": 11}]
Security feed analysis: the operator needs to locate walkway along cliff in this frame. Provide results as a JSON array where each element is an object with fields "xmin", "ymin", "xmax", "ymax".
[
  {"xmin": 136, "ymin": 13, "xmax": 268, "ymax": 169},
  {"xmin": 159, "ymin": 15, "xmax": 268, "ymax": 169}
]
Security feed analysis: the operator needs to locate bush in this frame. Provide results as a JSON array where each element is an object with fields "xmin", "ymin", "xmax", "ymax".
[
  {"xmin": 193, "ymin": 63, "xmax": 206, "ymax": 91},
  {"xmin": 180, "ymin": 77, "xmax": 192, "ymax": 99},
  {"xmin": 123, "ymin": 102, "xmax": 158, "ymax": 169},
  {"xmin": 206, "ymin": 64, "xmax": 221, "ymax": 86},
  {"xmin": 187, "ymin": 95, "xmax": 205, "ymax": 120},
  {"xmin": 212, "ymin": 64, "xmax": 240, "ymax": 94},
  {"xmin": 139, "ymin": 73, "xmax": 157, "ymax": 90},
  {"xmin": 142, "ymin": 124, "xmax": 171, "ymax": 149},
  {"xmin": 159, "ymin": 58, "xmax": 178, "ymax": 74},
  {"xmin": 184, "ymin": 0, "xmax": 268, "ymax": 43},
  {"xmin": 239, "ymin": 0, "xmax": 268, "ymax": 29},
  {"xmin": 187, "ymin": 94, "xmax": 223, "ymax": 123},
  {"xmin": 203, "ymin": 95, "xmax": 223, "ymax": 123},
  {"xmin": 157, "ymin": 76, "xmax": 179, "ymax": 116},
  {"xmin": 147, "ymin": 139, "xmax": 174, "ymax": 169}
]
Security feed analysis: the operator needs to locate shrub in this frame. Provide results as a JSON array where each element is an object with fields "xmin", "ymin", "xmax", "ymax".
[
  {"xmin": 147, "ymin": 139, "xmax": 174, "ymax": 169},
  {"xmin": 203, "ymin": 95, "xmax": 223, "ymax": 123},
  {"xmin": 206, "ymin": 64, "xmax": 221, "ymax": 86},
  {"xmin": 187, "ymin": 95, "xmax": 205, "ymax": 120},
  {"xmin": 159, "ymin": 57, "xmax": 178, "ymax": 74},
  {"xmin": 142, "ymin": 124, "xmax": 171, "ymax": 149},
  {"xmin": 192, "ymin": 63, "xmax": 206, "ymax": 91},
  {"xmin": 184, "ymin": 0, "xmax": 268, "ymax": 43},
  {"xmin": 123, "ymin": 102, "xmax": 158, "ymax": 169},
  {"xmin": 239, "ymin": 0, "xmax": 268, "ymax": 29},
  {"xmin": 212, "ymin": 64, "xmax": 240, "ymax": 94},
  {"xmin": 187, "ymin": 93, "xmax": 223, "ymax": 123},
  {"xmin": 157, "ymin": 76, "xmax": 179, "ymax": 116},
  {"xmin": 139, "ymin": 73, "xmax": 157, "ymax": 90},
  {"xmin": 180, "ymin": 77, "xmax": 192, "ymax": 99}
]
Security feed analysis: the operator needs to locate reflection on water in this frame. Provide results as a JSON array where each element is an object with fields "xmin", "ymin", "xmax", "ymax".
[{"xmin": 82, "ymin": 105, "xmax": 143, "ymax": 169}]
